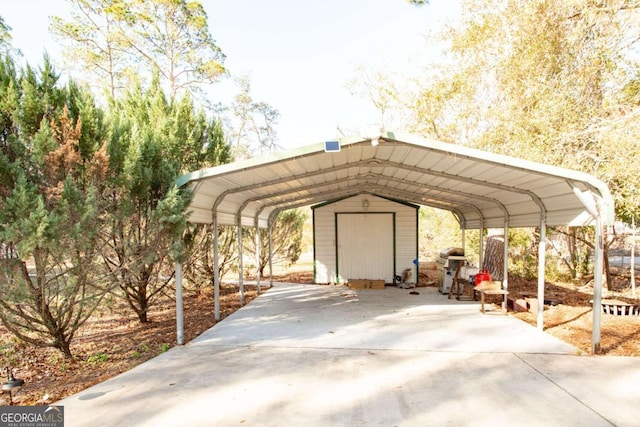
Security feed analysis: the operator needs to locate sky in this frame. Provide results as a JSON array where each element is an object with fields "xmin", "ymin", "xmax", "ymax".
[{"xmin": 1, "ymin": 0, "xmax": 460, "ymax": 148}]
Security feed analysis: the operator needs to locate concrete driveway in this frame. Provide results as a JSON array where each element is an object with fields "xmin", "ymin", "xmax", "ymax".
[{"xmin": 58, "ymin": 283, "xmax": 640, "ymax": 426}]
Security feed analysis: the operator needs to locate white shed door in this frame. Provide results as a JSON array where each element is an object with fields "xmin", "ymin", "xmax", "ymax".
[{"xmin": 337, "ymin": 213, "xmax": 393, "ymax": 282}]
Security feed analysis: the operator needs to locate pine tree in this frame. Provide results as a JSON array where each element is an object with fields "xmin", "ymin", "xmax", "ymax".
[
  {"xmin": 102, "ymin": 76, "xmax": 228, "ymax": 322},
  {"xmin": 0, "ymin": 55, "xmax": 110, "ymax": 358}
]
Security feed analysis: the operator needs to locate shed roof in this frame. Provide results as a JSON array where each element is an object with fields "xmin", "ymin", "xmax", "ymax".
[{"xmin": 177, "ymin": 132, "xmax": 615, "ymax": 229}]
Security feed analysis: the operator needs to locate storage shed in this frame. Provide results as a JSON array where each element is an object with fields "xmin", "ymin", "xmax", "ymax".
[{"xmin": 312, "ymin": 194, "xmax": 418, "ymax": 285}]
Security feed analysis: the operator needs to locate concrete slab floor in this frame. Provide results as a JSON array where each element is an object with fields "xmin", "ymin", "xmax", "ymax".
[{"xmin": 57, "ymin": 283, "xmax": 640, "ymax": 426}]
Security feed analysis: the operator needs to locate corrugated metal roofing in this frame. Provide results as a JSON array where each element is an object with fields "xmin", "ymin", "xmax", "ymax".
[{"xmin": 177, "ymin": 132, "xmax": 615, "ymax": 229}]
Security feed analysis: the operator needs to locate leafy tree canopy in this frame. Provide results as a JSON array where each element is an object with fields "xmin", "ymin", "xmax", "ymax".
[
  {"xmin": 51, "ymin": 0, "xmax": 226, "ymax": 99},
  {"xmin": 406, "ymin": 0, "xmax": 640, "ymax": 222}
]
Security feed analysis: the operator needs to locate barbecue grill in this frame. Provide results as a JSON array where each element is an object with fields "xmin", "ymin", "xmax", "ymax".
[{"xmin": 436, "ymin": 247, "xmax": 467, "ymax": 294}]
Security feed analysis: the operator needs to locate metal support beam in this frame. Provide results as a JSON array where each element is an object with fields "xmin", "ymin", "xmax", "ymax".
[
  {"xmin": 255, "ymin": 217, "xmax": 261, "ymax": 295},
  {"xmin": 592, "ymin": 216, "xmax": 604, "ymax": 354},
  {"xmin": 247, "ymin": 180, "xmax": 488, "ymax": 231},
  {"xmin": 537, "ymin": 215, "xmax": 547, "ymax": 330},
  {"xmin": 175, "ymin": 261, "xmax": 184, "ymax": 345},
  {"xmin": 479, "ymin": 221, "xmax": 484, "ymax": 269},
  {"xmin": 213, "ymin": 213, "xmax": 220, "ymax": 321},
  {"xmin": 571, "ymin": 186, "xmax": 604, "ymax": 354},
  {"xmin": 503, "ymin": 218, "xmax": 509, "ymax": 289},
  {"xmin": 237, "ymin": 213, "xmax": 244, "ymax": 306},
  {"xmin": 204, "ymin": 157, "xmax": 546, "ymax": 226},
  {"xmin": 502, "ymin": 217, "xmax": 509, "ymax": 310},
  {"xmin": 269, "ymin": 222, "xmax": 274, "ymax": 286}
]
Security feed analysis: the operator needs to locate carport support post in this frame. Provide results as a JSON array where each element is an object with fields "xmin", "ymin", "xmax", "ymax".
[
  {"xmin": 592, "ymin": 215, "xmax": 604, "ymax": 354},
  {"xmin": 479, "ymin": 223, "xmax": 484, "ymax": 270},
  {"xmin": 213, "ymin": 213, "xmax": 221, "ymax": 321},
  {"xmin": 255, "ymin": 218, "xmax": 261, "ymax": 295},
  {"xmin": 572, "ymin": 187, "xmax": 605, "ymax": 354},
  {"xmin": 537, "ymin": 216, "xmax": 547, "ymax": 330},
  {"xmin": 268, "ymin": 223, "xmax": 274, "ymax": 286},
  {"xmin": 175, "ymin": 261, "xmax": 184, "ymax": 345},
  {"xmin": 502, "ymin": 219, "xmax": 509, "ymax": 310},
  {"xmin": 237, "ymin": 216, "xmax": 244, "ymax": 306}
]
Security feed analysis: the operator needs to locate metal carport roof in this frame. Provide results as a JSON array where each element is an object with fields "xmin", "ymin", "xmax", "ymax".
[
  {"xmin": 177, "ymin": 131, "xmax": 615, "ymax": 230},
  {"xmin": 175, "ymin": 131, "xmax": 615, "ymax": 354}
]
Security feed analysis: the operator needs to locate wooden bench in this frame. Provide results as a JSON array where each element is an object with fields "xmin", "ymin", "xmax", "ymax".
[{"xmin": 475, "ymin": 280, "xmax": 508, "ymax": 314}]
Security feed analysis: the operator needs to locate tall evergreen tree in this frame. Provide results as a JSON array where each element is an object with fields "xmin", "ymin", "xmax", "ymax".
[
  {"xmin": 0, "ymin": 54, "xmax": 110, "ymax": 358},
  {"xmin": 102, "ymin": 76, "xmax": 229, "ymax": 322}
]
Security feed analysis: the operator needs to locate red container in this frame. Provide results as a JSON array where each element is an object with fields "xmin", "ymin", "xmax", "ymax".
[{"xmin": 474, "ymin": 270, "xmax": 491, "ymax": 286}]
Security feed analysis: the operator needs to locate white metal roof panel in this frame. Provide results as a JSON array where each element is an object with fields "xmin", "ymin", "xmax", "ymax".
[{"xmin": 177, "ymin": 132, "xmax": 615, "ymax": 229}]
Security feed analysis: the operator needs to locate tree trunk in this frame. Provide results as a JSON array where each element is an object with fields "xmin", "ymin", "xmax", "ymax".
[
  {"xmin": 482, "ymin": 235, "xmax": 504, "ymax": 281},
  {"xmin": 57, "ymin": 337, "xmax": 74, "ymax": 360},
  {"xmin": 136, "ymin": 287, "xmax": 149, "ymax": 323}
]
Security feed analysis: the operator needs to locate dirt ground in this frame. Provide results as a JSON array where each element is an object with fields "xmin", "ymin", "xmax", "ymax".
[
  {"xmin": 0, "ymin": 284, "xmax": 260, "ymax": 406},
  {"xmin": 419, "ymin": 265, "xmax": 640, "ymax": 356},
  {"xmin": 1, "ymin": 268, "xmax": 639, "ymax": 406},
  {"xmin": 506, "ymin": 274, "xmax": 640, "ymax": 356}
]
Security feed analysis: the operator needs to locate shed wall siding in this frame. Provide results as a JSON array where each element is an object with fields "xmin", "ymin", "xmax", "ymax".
[{"xmin": 313, "ymin": 195, "xmax": 417, "ymax": 284}]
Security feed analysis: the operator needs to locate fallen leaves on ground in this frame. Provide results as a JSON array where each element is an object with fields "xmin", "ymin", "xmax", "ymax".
[{"xmin": 0, "ymin": 284, "xmax": 258, "ymax": 406}]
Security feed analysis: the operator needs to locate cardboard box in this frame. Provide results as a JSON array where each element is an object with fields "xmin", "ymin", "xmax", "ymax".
[
  {"xmin": 369, "ymin": 280, "xmax": 385, "ymax": 289},
  {"xmin": 348, "ymin": 279, "xmax": 385, "ymax": 290}
]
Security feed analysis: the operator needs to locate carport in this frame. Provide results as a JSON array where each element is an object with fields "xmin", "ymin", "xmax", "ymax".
[{"xmin": 176, "ymin": 131, "xmax": 614, "ymax": 353}]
